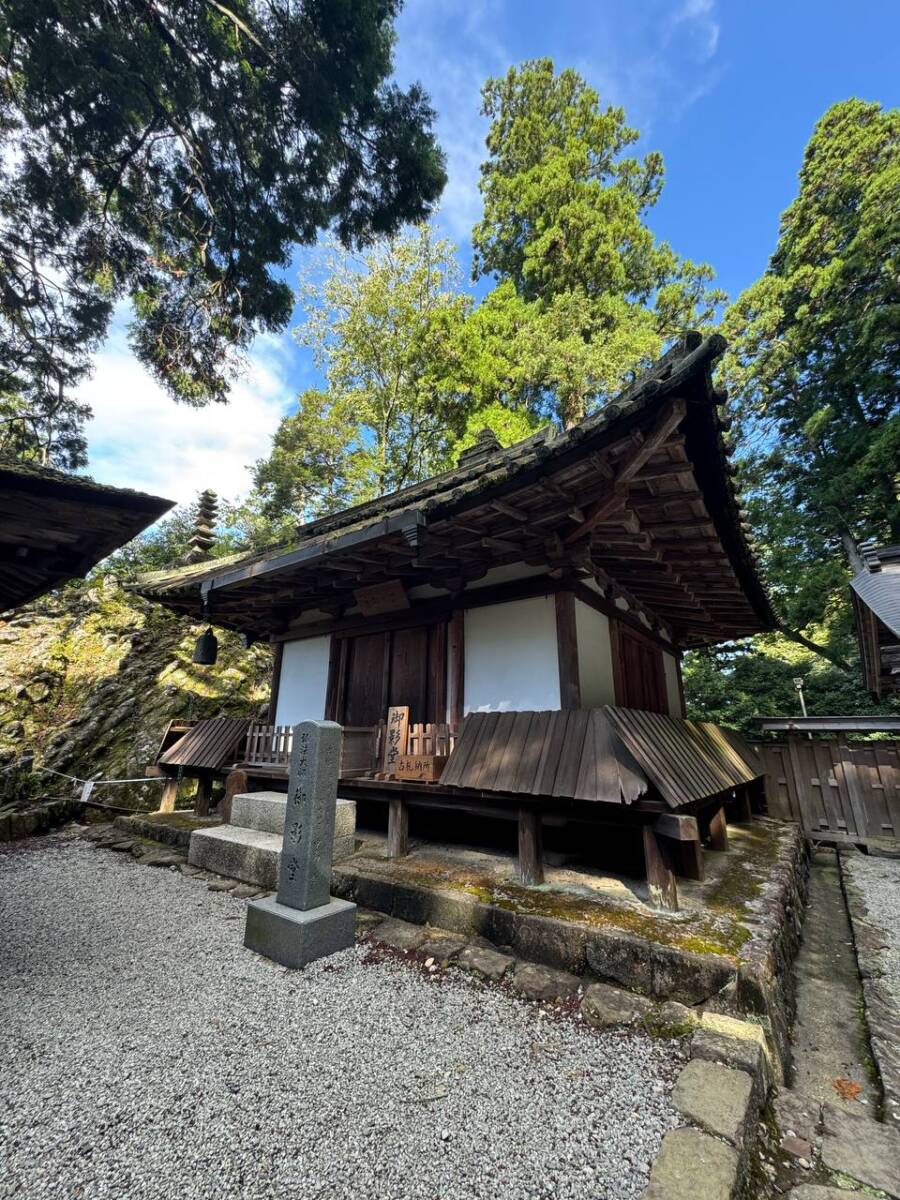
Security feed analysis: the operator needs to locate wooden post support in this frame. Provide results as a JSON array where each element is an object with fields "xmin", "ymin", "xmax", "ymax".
[
  {"xmin": 221, "ymin": 768, "xmax": 249, "ymax": 825},
  {"xmin": 158, "ymin": 775, "xmax": 178, "ymax": 814},
  {"xmin": 387, "ymin": 796, "xmax": 409, "ymax": 858},
  {"xmin": 517, "ymin": 807, "xmax": 544, "ymax": 886},
  {"xmin": 731, "ymin": 786, "xmax": 753, "ymax": 823},
  {"xmin": 708, "ymin": 804, "xmax": 728, "ymax": 851},
  {"xmin": 642, "ymin": 826, "xmax": 678, "ymax": 911},
  {"xmin": 653, "ymin": 814, "xmax": 703, "ymax": 881},
  {"xmin": 194, "ymin": 774, "xmax": 213, "ymax": 817}
]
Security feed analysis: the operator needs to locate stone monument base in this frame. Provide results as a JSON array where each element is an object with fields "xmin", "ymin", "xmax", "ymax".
[{"xmin": 244, "ymin": 895, "xmax": 357, "ymax": 969}]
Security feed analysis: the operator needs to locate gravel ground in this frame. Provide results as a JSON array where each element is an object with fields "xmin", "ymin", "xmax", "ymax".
[
  {"xmin": 0, "ymin": 839, "xmax": 682, "ymax": 1200},
  {"xmin": 844, "ymin": 853, "xmax": 900, "ymax": 1001}
]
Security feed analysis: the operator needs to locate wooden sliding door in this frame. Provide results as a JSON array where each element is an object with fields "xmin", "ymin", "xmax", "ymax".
[
  {"xmin": 611, "ymin": 619, "xmax": 668, "ymax": 713},
  {"xmin": 328, "ymin": 621, "xmax": 447, "ymax": 726}
]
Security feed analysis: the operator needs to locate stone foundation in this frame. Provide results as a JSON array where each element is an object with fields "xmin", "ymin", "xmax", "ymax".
[{"xmin": 333, "ymin": 820, "xmax": 810, "ymax": 1078}]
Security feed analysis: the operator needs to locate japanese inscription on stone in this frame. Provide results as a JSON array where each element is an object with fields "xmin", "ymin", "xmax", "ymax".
[{"xmin": 275, "ymin": 720, "xmax": 342, "ymax": 912}]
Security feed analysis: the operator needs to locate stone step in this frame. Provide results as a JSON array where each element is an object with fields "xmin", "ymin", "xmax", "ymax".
[
  {"xmin": 230, "ymin": 792, "xmax": 356, "ymax": 844},
  {"xmin": 189, "ymin": 797, "xmax": 357, "ymax": 889},
  {"xmin": 230, "ymin": 791, "xmax": 288, "ymax": 834},
  {"xmin": 189, "ymin": 825, "xmax": 282, "ymax": 889}
]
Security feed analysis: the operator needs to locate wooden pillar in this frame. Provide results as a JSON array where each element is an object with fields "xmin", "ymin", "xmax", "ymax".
[
  {"xmin": 448, "ymin": 609, "xmax": 465, "ymax": 732},
  {"xmin": 194, "ymin": 774, "xmax": 213, "ymax": 817},
  {"xmin": 731, "ymin": 786, "xmax": 753, "ymax": 823},
  {"xmin": 221, "ymin": 768, "xmax": 249, "ymax": 825},
  {"xmin": 517, "ymin": 807, "xmax": 544, "ymax": 885},
  {"xmin": 158, "ymin": 775, "xmax": 179, "ymax": 814},
  {"xmin": 642, "ymin": 826, "xmax": 678, "ymax": 911},
  {"xmin": 673, "ymin": 838, "xmax": 704, "ymax": 881},
  {"xmin": 708, "ymin": 804, "xmax": 728, "ymax": 851},
  {"xmin": 554, "ymin": 590, "xmax": 581, "ymax": 709},
  {"xmin": 387, "ymin": 797, "xmax": 409, "ymax": 858},
  {"xmin": 267, "ymin": 641, "xmax": 284, "ymax": 724}
]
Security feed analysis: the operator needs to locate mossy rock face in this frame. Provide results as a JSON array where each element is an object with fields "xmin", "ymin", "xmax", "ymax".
[{"xmin": 0, "ymin": 579, "xmax": 272, "ymax": 811}]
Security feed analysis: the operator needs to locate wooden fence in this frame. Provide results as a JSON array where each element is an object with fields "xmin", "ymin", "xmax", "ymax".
[{"xmin": 756, "ymin": 738, "xmax": 900, "ymax": 843}]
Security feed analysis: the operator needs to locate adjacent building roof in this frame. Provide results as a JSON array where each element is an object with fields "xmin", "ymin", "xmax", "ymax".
[
  {"xmin": 0, "ymin": 459, "xmax": 173, "ymax": 610},
  {"xmin": 850, "ymin": 542, "xmax": 900, "ymax": 698},
  {"xmin": 754, "ymin": 715, "xmax": 900, "ymax": 734},
  {"xmin": 136, "ymin": 333, "xmax": 776, "ymax": 648}
]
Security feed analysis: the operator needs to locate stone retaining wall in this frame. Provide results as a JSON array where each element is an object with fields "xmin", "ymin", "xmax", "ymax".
[{"xmin": 0, "ymin": 796, "xmax": 84, "ymax": 841}]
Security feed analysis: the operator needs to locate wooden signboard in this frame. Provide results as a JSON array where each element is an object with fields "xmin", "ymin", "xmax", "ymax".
[
  {"xmin": 354, "ymin": 579, "xmax": 410, "ymax": 617},
  {"xmin": 383, "ymin": 705, "xmax": 410, "ymax": 775},
  {"xmin": 394, "ymin": 754, "xmax": 448, "ymax": 782}
]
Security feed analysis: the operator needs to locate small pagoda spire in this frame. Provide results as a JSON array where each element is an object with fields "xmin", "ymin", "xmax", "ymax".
[{"xmin": 184, "ymin": 489, "xmax": 219, "ymax": 565}]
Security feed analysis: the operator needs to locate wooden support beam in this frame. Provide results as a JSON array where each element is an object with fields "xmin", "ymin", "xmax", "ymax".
[
  {"xmin": 387, "ymin": 797, "xmax": 409, "ymax": 858},
  {"xmin": 448, "ymin": 608, "xmax": 465, "ymax": 732},
  {"xmin": 565, "ymin": 400, "xmax": 687, "ymax": 545},
  {"xmin": 158, "ymin": 776, "xmax": 179, "ymax": 814},
  {"xmin": 517, "ymin": 807, "xmax": 544, "ymax": 885},
  {"xmin": 654, "ymin": 813, "xmax": 700, "ymax": 841},
  {"xmin": 491, "ymin": 499, "xmax": 529, "ymax": 523},
  {"xmin": 194, "ymin": 774, "xmax": 213, "ymax": 817},
  {"xmin": 267, "ymin": 641, "xmax": 284, "ymax": 724},
  {"xmin": 730, "ymin": 787, "xmax": 753, "ymax": 823},
  {"xmin": 707, "ymin": 804, "xmax": 728, "ymax": 851},
  {"xmin": 642, "ymin": 826, "xmax": 679, "ymax": 910},
  {"xmin": 554, "ymin": 591, "xmax": 581, "ymax": 709}
]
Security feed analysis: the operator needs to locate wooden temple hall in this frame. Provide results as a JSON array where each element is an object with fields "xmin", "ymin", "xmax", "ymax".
[{"xmin": 137, "ymin": 333, "xmax": 776, "ymax": 909}]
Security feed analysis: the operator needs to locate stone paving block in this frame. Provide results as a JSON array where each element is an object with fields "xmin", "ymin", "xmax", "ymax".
[
  {"xmin": 581, "ymin": 982, "xmax": 652, "ymax": 1029},
  {"xmin": 415, "ymin": 931, "xmax": 467, "ymax": 967},
  {"xmin": 643, "ymin": 1126, "xmax": 739, "ymax": 1200},
  {"xmin": 671, "ymin": 1059, "xmax": 754, "ymax": 1147},
  {"xmin": 773, "ymin": 1089, "xmax": 821, "ymax": 1144},
  {"xmin": 820, "ymin": 1102, "xmax": 900, "ymax": 1199},
  {"xmin": 372, "ymin": 918, "xmax": 428, "ymax": 952},
  {"xmin": 512, "ymin": 961, "xmax": 580, "ymax": 1002},
  {"xmin": 456, "ymin": 942, "xmax": 514, "ymax": 983},
  {"xmin": 650, "ymin": 943, "xmax": 735, "ymax": 1004},
  {"xmin": 691, "ymin": 1029, "xmax": 769, "ymax": 1088}
]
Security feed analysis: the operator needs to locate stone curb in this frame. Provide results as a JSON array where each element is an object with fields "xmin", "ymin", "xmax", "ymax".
[
  {"xmin": 114, "ymin": 813, "xmax": 219, "ymax": 850},
  {"xmin": 0, "ymin": 796, "xmax": 85, "ymax": 842},
  {"xmin": 838, "ymin": 852, "xmax": 900, "ymax": 1119},
  {"xmin": 643, "ymin": 1019, "xmax": 770, "ymax": 1199}
]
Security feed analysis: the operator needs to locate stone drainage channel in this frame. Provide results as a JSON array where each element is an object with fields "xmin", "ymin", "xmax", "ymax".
[
  {"xmin": 752, "ymin": 848, "xmax": 900, "ymax": 1200},
  {"xmin": 6, "ymin": 821, "xmax": 900, "ymax": 1200}
]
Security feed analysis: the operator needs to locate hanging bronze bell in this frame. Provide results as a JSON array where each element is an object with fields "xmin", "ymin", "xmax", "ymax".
[{"xmin": 192, "ymin": 627, "xmax": 218, "ymax": 665}]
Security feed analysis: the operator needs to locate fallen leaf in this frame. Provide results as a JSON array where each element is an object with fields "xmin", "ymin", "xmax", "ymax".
[{"xmin": 832, "ymin": 1077, "xmax": 862, "ymax": 1101}]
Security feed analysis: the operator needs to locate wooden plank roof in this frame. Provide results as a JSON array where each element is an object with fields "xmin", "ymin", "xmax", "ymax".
[
  {"xmin": 0, "ymin": 460, "xmax": 173, "ymax": 610},
  {"xmin": 157, "ymin": 717, "xmax": 251, "ymax": 771},
  {"xmin": 439, "ymin": 709, "xmax": 649, "ymax": 804},
  {"xmin": 603, "ymin": 708, "xmax": 762, "ymax": 808},
  {"xmin": 135, "ymin": 333, "xmax": 775, "ymax": 648}
]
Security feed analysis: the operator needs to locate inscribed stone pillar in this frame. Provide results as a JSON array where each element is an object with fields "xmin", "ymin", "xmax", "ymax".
[{"xmin": 243, "ymin": 721, "xmax": 356, "ymax": 968}]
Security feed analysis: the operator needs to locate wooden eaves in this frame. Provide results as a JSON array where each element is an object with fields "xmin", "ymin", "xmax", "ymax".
[
  {"xmin": 134, "ymin": 333, "xmax": 776, "ymax": 649},
  {"xmin": 0, "ymin": 459, "xmax": 173, "ymax": 610}
]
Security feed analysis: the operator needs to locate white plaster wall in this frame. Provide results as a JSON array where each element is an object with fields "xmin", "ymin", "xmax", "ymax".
[
  {"xmin": 663, "ymin": 651, "xmax": 683, "ymax": 717},
  {"xmin": 274, "ymin": 635, "xmax": 331, "ymax": 725},
  {"xmin": 574, "ymin": 600, "xmax": 616, "ymax": 709},
  {"xmin": 464, "ymin": 596, "xmax": 560, "ymax": 713}
]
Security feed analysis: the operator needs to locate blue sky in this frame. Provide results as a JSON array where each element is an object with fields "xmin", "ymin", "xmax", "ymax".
[{"xmin": 81, "ymin": 0, "xmax": 900, "ymax": 506}]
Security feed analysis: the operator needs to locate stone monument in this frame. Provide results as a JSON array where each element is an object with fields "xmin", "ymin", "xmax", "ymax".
[{"xmin": 244, "ymin": 720, "xmax": 357, "ymax": 968}]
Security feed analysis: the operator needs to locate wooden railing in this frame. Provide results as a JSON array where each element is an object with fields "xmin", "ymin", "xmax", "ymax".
[{"xmin": 240, "ymin": 720, "xmax": 455, "ymax": 778}]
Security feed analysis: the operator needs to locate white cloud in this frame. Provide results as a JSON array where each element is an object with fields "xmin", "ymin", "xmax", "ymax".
[{"xmin": 77, "ymin": 320, "xmax": 296, "ymax": 507}]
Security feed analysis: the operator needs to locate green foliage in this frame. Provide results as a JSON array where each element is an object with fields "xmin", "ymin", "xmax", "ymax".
[
  {"xmin": 691, "ymin": 99, "xmax": 900, "ymax": 728},
  {"xmin": 472, "ymin": 60, "xmax": 725, "ymax": 426},
  {"xmin": 252, "ymin": 226, "xmax": 473, "ymax": 522},
  {"xmin": 0, "ymin": 0, "xmax": 445, "ymax": 466},
  {"xmin": 720, "ymin": 99, "xmax": 900, "ymax": 629}
]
